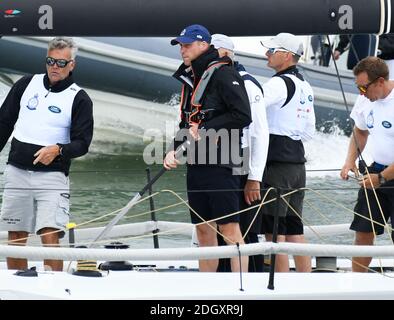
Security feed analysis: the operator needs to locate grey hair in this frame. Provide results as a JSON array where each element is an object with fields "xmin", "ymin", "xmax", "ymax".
[{"xmin": 48, "ymin": 37, "xmax": 78, "ymax": 59}]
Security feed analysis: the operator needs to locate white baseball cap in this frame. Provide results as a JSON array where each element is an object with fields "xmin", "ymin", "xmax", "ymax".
[
  {"xmin": 211, "ymin": 34, "xmax": 234, "ymax": 51},
  {"xmin": 261, "ymin": 33, "xmax": 304, "ymax": 56}
]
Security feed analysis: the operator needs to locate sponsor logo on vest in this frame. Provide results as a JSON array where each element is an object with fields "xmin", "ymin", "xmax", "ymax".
[
  {"xmin": 366, "ymin": 110, "xmax": 374, "ymax": 129},
  {"xmin": 308, "ymin": 95, "xmax": 313, "ymax": 102},
  {"xmin": 48, "ymin": 106, "xmax": 61, "ymax": 113},
  {"xmin": 26, "ymin": 94, "xmax": 39, "ymax": 110},
  {"xmin": 382, "ymin": 121, "xmax": 392, "ymax": 129},
  {"xmin": 300, "ymin": 89, "xmax": 306, "ymax": 105}
]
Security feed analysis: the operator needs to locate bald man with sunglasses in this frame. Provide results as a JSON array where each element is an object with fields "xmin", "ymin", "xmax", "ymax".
[
  {"xmin": 341, "ymin": 56, "xmax": 394, "ymax": 272},
  {"xmin": 260, "ymin": 33, "xmax": 315, "ymax": 273},
  {"xmin": 0, "ymin": 37, "xmax": 93, "ymax": 272}
]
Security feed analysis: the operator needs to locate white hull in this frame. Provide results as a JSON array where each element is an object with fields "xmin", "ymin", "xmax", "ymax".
[{"xmin": 1, "ymin": 267, "xmax": 393, "ymax": 300}]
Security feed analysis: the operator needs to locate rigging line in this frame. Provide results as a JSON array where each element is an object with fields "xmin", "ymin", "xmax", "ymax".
[
  {"xmin": 52, "ymin": 189, "xmax": 281, "ymax": 247},
  {"xmin": 273, "ymin": 190, "xmax": 392, "ymax": 276},
  {"xmin": 0, "ymin": 167, "xmax": 349, "ymax": 175},
  {"xmin": 241, "ymin": 187, "xmax": 276, "ymax": 240},
  {"xmin": 81, "ymin": 201, "xmax": 186, "ymax": 228},
  {"xmin": 327, "ymin": 35, "xmax": 366, "ymax": 168},
  {"xmin": 360, "ymin": 176, "xmax": 384, "ymax": 274},
  {"xmin": 5, "ymin": 183, "xmax": 394, "ymax": 193},
  {"xmin": 325, "ymin": 35, "xmax": 387, "ymax": 238},
  {"xmin": 360, "ymin": 169, "xmax": 394, "ymax": 249},
  {"xmin": 347, "ymin": 35, "xmax": 362, "ymax": 66},
  {"xmin": 303, "ymin": 198, "xmax": 331, "ymax": 223},
  {"xmin": 304, "ymin": 187, "xmax": 391, "ymax": 231},
  {"xmin": 74, "ymin": 191, "xmax": 161, "ymax": 229}
]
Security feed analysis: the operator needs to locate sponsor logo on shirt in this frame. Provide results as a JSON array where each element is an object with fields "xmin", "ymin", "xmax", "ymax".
[
  {"xmin": 366, "ymin": 110, "xmax": 374, "ymax": 129},
  {"xmin": 48, "ymin": 106, "xmax": 61, "ymax": 113},
  {"xmin": 382, "ymin": 121, "xmax": 392, "ymax": 129},
  {"xmin": 232, "ymin": 81, "xmax": 240, "ymax": 86},
  {"xmin": 26, "ymin": 94, "xmax": 39, "ymax": 110}
]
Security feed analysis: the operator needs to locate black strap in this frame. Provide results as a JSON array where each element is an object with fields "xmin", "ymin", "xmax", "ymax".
[
  {"xmin": 241, "ymin": 73, "xmax": 264, "ymax": 97},
  {"xmin": 277, "ymin": 75, "xmax": 295, "ymax": 108}
]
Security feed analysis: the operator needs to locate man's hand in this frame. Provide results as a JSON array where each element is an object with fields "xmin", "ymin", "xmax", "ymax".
[
  {"xmin": 359, "ymin": 173, "xmax": 380, "ymax": 189},
  {"xmin": 244, "ymin": 180, "xmax": 261, "ymax": 206},
  {"xmin": 188, "ymin": 122, "xmax": 201, "ymax": 141},
  {"xmin": 333, "ymin": 50, "xmax": 341, "ymax": 60},
  {"xmin": 33, "ymin": 145, "xmax": 60, "ymax": 165},
  {"xmin": 340, "ymin": 161, "xmax": 358, "ymax": 180},
  {"xmin": 163, "ymin": 150, "xmax": 179, "ymax": 170}
]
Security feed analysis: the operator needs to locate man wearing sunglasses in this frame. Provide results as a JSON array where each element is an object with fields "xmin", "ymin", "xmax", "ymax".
[
  {"xmin": 260, "ymin": 33, "xmax": 315, "ymax": 272},
  {"xmin": 340, "ymin": 56, "xmax": 394, "ymax": 272},
  {"xmin": 0, "ymin": 37, "xmax": 93, "ymax": 272}
]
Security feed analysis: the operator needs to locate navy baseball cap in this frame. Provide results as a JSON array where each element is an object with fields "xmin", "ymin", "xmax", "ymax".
[{"xmin": 171, "ymin": 24, "xmax": 211, "ymax": 45}]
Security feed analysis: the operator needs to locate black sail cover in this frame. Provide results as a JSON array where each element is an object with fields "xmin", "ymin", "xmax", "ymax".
[{"xmin": 0, "ymin": 0, "xmax": 390, "ymax": 36}]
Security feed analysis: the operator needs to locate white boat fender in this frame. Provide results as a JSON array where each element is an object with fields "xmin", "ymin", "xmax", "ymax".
[{"xmin": 98, "ymin": 242, "xmax": 134, "ymax": 271}]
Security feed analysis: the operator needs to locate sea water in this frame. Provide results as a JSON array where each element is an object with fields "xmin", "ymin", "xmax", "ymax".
[{"xmin": 0, "ymin": 106, "xmax": 391, "ymax": 249}]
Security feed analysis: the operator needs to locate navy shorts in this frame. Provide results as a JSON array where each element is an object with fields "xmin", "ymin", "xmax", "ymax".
[
  {"xmin": 350, "ymin": 164, "xmax": 394, "ymax": 235},
  {"xmin": 187, "ymin": 165, "xmax": 241, "ymax": 225}
]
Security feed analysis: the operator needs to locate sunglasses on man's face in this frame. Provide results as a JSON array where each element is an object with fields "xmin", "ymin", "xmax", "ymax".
[
  {"xmin": 46, "ymin": 56, "xmax": 73, "ymax": 68},
  {"xmin": 357, "ymin": 77, "xmax": 380, "ymax": 94},
  {"xmin": 266, "ymin": 47, "xmax": 290, "ymax": 55}
]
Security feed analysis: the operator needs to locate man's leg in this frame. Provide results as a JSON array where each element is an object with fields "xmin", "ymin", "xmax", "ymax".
[
  {"xmin": 216, "ymin": 231, "xmax": 232, "ymax": 272},
  {"xmin": 39, "ymin": 227, "xmax": 63, "ymax": 271},
  {"xmin": 7, "ymin": 231, "xmax": 28, "ymax": 270},
  {"xmin": 286, "ymin": 234, "xmax": 311, "ymax": 272},
  {"xmin": 353, "ymin": 231, "xmax": 374, "ymax": 272},
  {"xmin": 264, "ymin": 233, "xmax": 288, "ymax": 272},
  {"xmin": 219, "ymin": 222, "xmax": 248, "ymax": 272},
  {"xmin": 196, "ymin": 222, "xmax": 219, "ymax": 272},
  {"xmin": 244, "ymin": 232, "xmax": 264, "ymax": 272}
]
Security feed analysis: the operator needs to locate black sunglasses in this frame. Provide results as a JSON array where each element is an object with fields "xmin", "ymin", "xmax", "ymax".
[{"xmin": 46, "ymin": 56, "xmax": 73, "ymax": 68}]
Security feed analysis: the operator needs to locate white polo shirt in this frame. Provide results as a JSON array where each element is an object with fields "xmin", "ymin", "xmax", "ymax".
[{"xmin": 351, "ymin": 89, "xmax": 394, "ymax": 165}]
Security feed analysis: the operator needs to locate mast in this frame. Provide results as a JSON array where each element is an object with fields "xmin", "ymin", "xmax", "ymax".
[{"xmin": 0, "ymin": 0, "xmax": 390, "ymax": 36}]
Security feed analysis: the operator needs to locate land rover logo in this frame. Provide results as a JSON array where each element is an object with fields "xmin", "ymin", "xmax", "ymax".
[
  {"xmin": 48, "ymin": 106, "xmax": 61, "ymax": 113},
  {"xmin": 382, "ymin": 121, "xmax": 392, "ymax": 129}
]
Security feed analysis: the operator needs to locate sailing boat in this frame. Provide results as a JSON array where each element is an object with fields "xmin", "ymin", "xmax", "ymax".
[{"xmin": 0, "ymin": 0, "xmax": 393, "ymax": 300}]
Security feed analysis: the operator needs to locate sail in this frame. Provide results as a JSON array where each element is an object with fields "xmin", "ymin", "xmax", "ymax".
[{"xmin": 0, "ymin": 0, "xmax": 390, "ymax": 36}]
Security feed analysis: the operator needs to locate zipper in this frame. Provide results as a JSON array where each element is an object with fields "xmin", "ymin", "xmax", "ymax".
[{"xmin": 45, "ymin": 87, "xmax": 52, "ymax": 98}]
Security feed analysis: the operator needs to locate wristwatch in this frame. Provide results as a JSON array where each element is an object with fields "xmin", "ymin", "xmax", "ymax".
[
  {"xmin": 56, "ymin": 143, "xmax": 63, "ymax": 156},
  {"xmin": 378, "ymin": 172, "xmax": 387, "ymax": 185}
]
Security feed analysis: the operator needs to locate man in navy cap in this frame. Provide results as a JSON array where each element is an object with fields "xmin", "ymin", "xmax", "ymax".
[{"xmin": 164, "ymin": 24, "xmax": 251, "ymax": 272}]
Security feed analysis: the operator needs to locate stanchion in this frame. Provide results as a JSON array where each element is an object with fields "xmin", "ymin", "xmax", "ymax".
[
  {"xmin": 268, "ymin": 188, "xmax": 281, "ymax": 290},
  {"xmin": 146, "ymin": 167, "xmax": 159, "ymax": 248}
]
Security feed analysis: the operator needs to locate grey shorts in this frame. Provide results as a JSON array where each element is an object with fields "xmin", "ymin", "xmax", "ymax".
[
  {"xmin": 0, "ymin": 165, "xmax": 70, "ymax": 237},
  {"xmin": 261, "ymin": 162, "xmax": 306, "ymax": 218}
]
